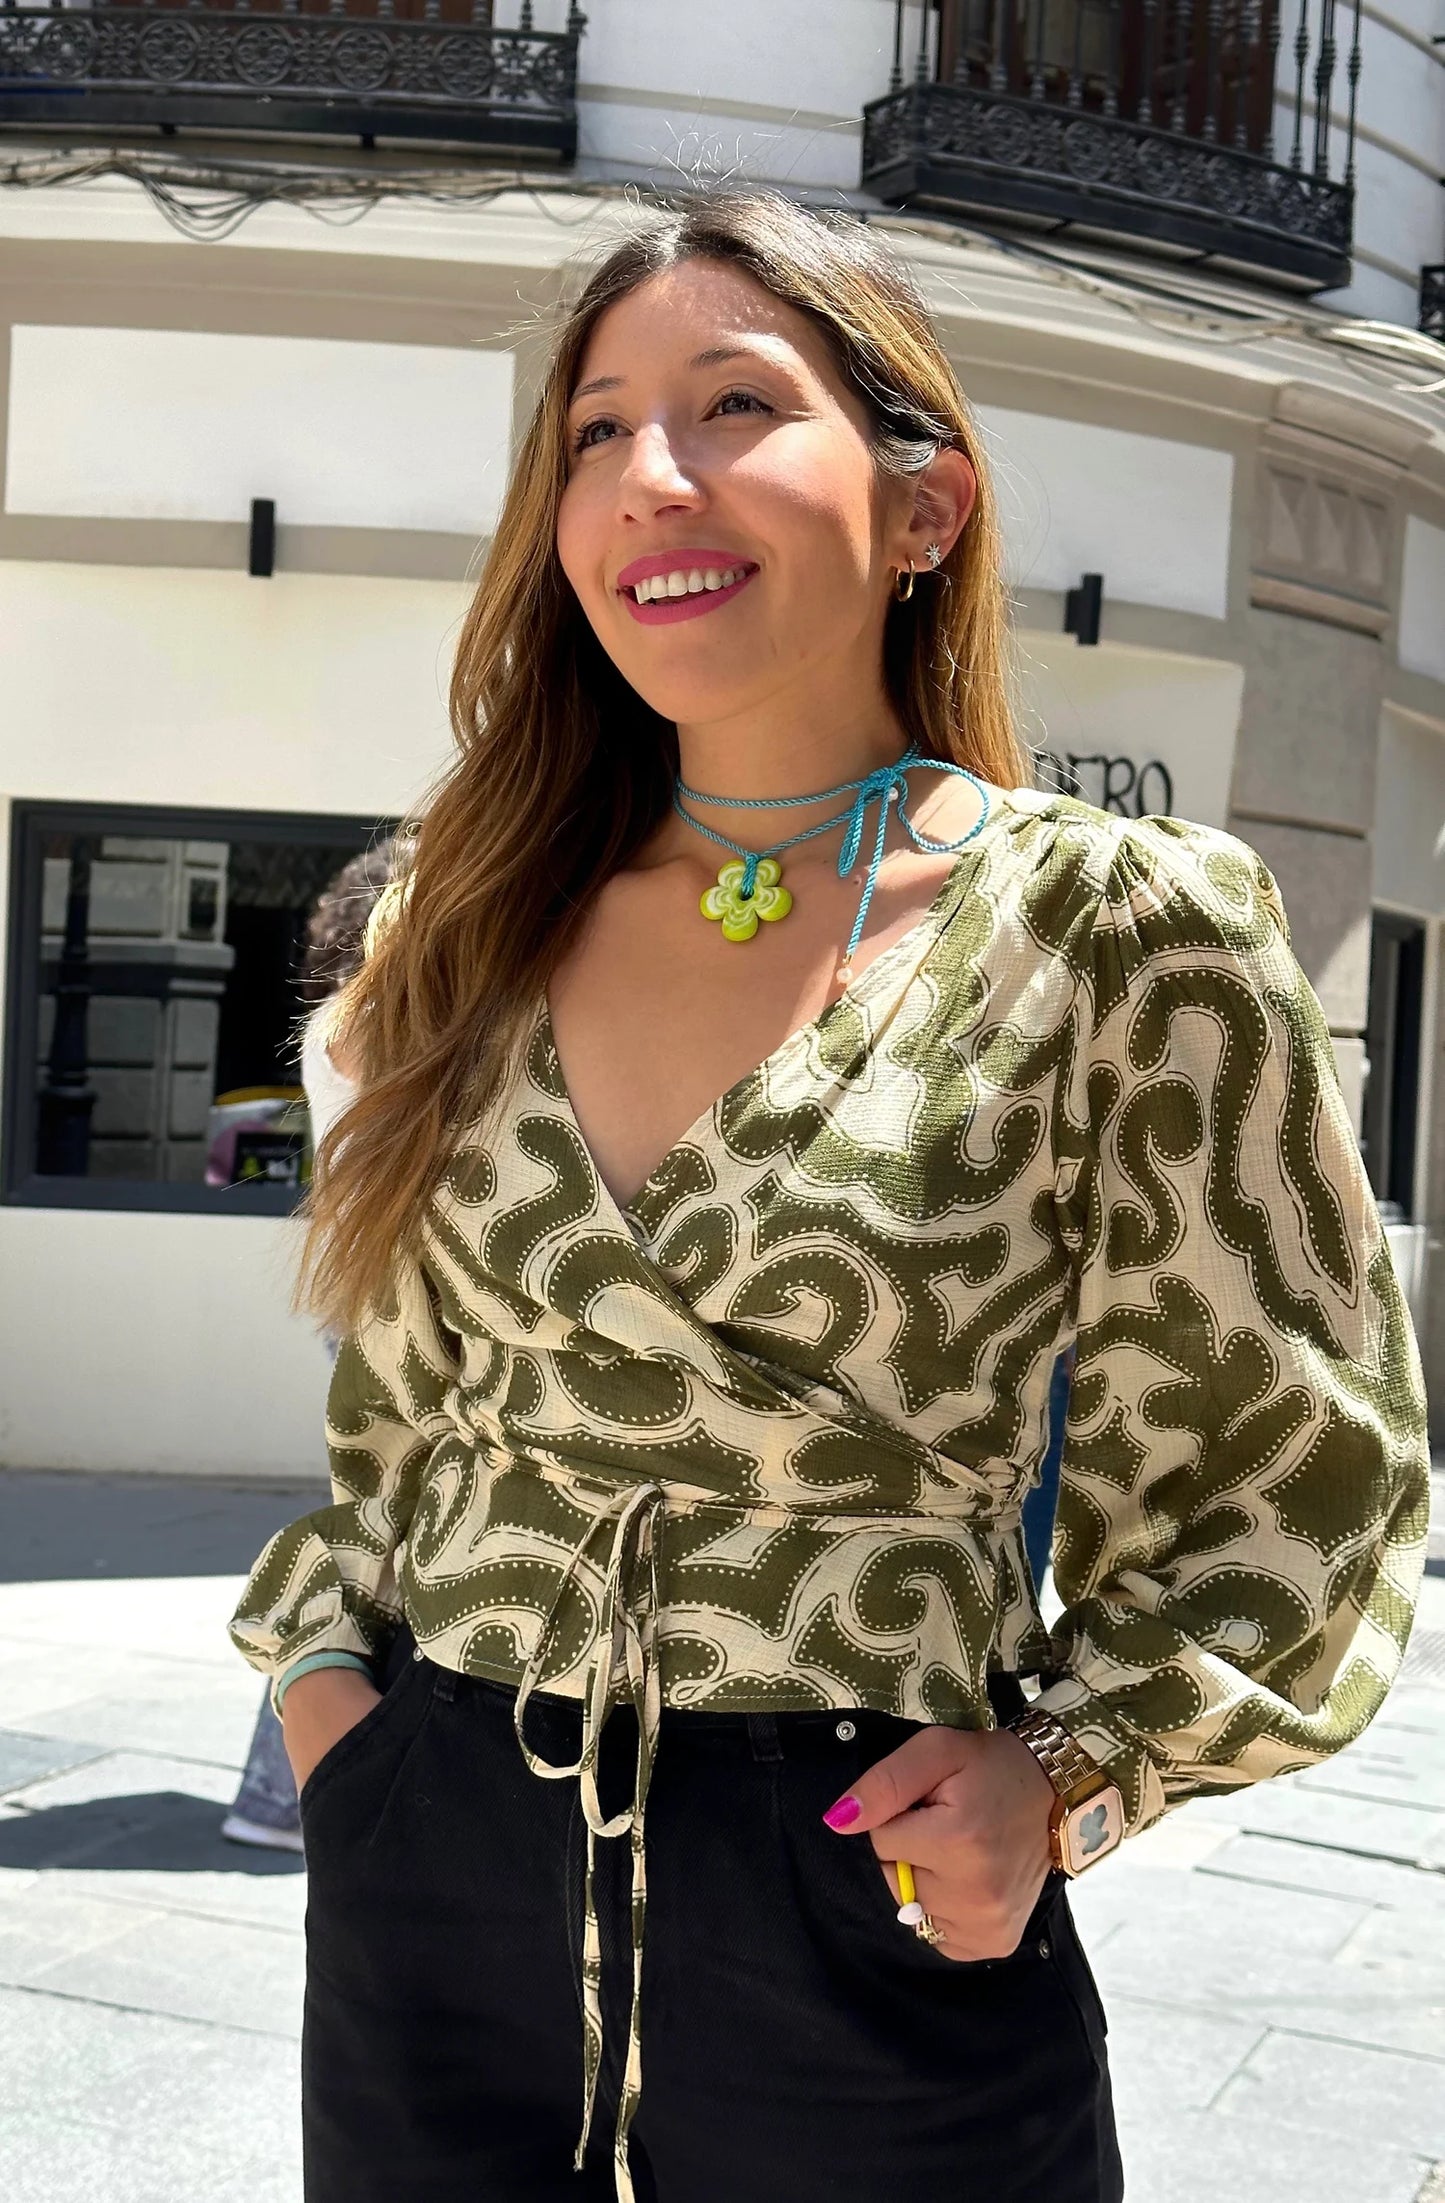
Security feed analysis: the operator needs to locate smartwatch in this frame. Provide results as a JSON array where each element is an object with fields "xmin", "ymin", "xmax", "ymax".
[{"xmin": 1008, "ymin": 1707, "xmax": 1125, "ymax": 1876}]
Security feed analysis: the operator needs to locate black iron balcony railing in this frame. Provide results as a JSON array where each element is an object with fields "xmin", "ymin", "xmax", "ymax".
[
  {"xmin": 863, "ymin": 0, "xmax": 1359, "ymax": 290},
  {"xmin": 0, "ymin": 0, "xmax": 583, "ymax": 157},
  {"xmin": 1422, "ymin": 266, "xmax": 1445, "ymax": 342}
]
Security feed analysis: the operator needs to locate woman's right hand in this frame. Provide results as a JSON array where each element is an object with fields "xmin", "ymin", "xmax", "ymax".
[{"xmin": 281, "ymin": 1666, "xmax": 383, "ymax": 1794}]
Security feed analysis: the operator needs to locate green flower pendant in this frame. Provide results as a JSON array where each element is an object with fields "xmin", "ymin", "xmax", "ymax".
[{"xmin": 700, "ymin": 858, "xmax": 794, "ymax": 943}]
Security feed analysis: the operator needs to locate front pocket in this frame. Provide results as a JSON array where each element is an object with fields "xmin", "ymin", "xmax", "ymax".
[
  {"xmin": 834, "ymin": 1826, "xmax": 1061, "ymax": 1974},
  {"xmin": 298, "ymin": 1655, "xmax": 426, "ymax": 1818},
  {"xmin": 1044, "ymin": 1896, "xmax": 1111, "ymax": 2065},
  {"xmin": 820, "ymin": 1716, "xmax": 1060, "ymax": 1976}
]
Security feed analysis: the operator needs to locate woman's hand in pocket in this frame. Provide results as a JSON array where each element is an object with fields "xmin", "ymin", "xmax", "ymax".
[
  {"xmin": 822, "ymin": 1725, "xmax": 1055, "ymax": 1961},
  {"xmin": 281, "ymin": 1667, "xmax": 383, "ymax": 1794}
]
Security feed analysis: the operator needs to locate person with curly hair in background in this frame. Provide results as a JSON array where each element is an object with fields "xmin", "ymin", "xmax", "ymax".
[{"xmin": 221, "ymin": 837, "xmax": 408, "ymax": 1851}]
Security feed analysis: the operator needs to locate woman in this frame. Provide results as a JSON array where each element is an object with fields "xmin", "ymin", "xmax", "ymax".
[{"xmin": 231, "ymin": 190, "xmax": 1429, "ymax": 2203}]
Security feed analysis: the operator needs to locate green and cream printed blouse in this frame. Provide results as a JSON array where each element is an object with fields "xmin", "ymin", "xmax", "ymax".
[{"xmin": 232, "ymin": 787, "xmax": 1428, "ymax": 2184}]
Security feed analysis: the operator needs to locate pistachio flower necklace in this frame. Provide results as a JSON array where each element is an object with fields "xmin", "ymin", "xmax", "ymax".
[{"xmin": 674, "ymin": 746, "xmax": 991, "ymax": 988}]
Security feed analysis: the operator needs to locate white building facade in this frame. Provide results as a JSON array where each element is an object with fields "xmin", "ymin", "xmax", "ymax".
[{"xmin": 0, "ymin": 0, "xmax": 1442, "ymax": 1472}]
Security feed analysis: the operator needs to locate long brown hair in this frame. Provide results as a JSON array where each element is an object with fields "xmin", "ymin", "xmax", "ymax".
[{"xmin": 303, "ymin": 188, "xmax": 1029, "ymax": 1331}]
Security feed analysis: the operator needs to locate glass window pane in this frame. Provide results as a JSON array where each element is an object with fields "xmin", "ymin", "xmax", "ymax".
[
  {"xmin": 1362, "ymin": 911, "xmax": 1424, "ymax": 1223},
  {"xmin": 26, "ymin": 821, "xmax": 379, "ymax": 1196}
]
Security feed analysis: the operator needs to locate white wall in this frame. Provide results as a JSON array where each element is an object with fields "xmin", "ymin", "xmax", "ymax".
[
  {"xmin": 5, "ymin": 326, "xmax": 514, "ymax": 534},
  {"xmin": 0, "ymin": 561, "xmax": 465, "ymax": 812},
  {"xmin": 978, "ymin": 408, "xmax": 1234, "ymax": 621},
  {"xmin": 1385, "ymin": 1221, "xmax": 1429, "ymax": 1328},
  {"xmin": 573, "ymin": 0, "xmax": 893, "ymax": 191},
  {"xmin": 0, "ymin": 1207, "xmax": 329, "ymax": 1476},
  {"xmin": 0, "ymin": 561, "xmax": 466, "ymax": 1476},
  {"xmin": 1376, "ymin": 704, "xmax": 1445, "ymax": 915},
  {"xmin": 1016, "ymin": 632, "xmax": 1244, "ymax": 829},
  {"xmin": 1400, "ymin": 516, "xmax": 1445, "ymax": 687}
]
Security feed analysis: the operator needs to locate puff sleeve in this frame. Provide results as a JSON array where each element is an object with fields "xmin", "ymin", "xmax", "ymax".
[
  {"xmin": 1036, "ymin": 816, "xmax": 1430, "ymax": 1834},
  {"xmin": 228, "ymin": 1259, "xmax": 460, "ymax": 1709}
]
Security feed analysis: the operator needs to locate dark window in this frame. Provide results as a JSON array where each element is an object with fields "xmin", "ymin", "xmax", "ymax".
[
  {"xmin": 3, "ymin": 801, "xmax": 383, "ymax": 1214},
  {"xmin": 1361, "ymin": 911, "xmax": 1425, "ymax": 1222},
  {"xmin": 185, "ymin": 874, "xmax": 219, "ymax": 939},
  {"xmin": 932, "ymin": 0, "xmax": 1280, "ymax": 153}
]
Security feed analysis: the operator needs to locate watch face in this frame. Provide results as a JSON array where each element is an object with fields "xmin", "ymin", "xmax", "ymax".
[{"xmin": 1058, "ymin": 1783, "xmax": 1125, "ymax": 1875}]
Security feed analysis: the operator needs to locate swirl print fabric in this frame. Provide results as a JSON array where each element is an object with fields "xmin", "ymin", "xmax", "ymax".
[{"xmin": 233, "ymin": 788, "xmax": 1430, "ymax": 1839}]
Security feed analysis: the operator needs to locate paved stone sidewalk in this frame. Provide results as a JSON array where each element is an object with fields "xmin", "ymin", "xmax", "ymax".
[{"xmin": 0, "ymin": 1465, "xmax": 1442, "ymax": 2203}]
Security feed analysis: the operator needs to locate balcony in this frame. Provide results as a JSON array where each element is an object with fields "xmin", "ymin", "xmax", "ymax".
[
  {"xmin": 0, "ymin": 0, "xmax": 583, "ymax": 158},
  {"xmin": 862, "ymin": 0, "xmax": 1359, "ymax": 291}
]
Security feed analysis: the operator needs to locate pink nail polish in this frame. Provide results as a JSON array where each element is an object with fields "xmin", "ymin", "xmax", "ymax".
[{"xmin": 823, "ymin": 1795, "xmax": 862, "ymax": 1829}]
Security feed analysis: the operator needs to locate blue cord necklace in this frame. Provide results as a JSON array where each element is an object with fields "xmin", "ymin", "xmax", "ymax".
[{"xmin": 673, "ymin": 746, "xmax": 991, "ymax": 984}]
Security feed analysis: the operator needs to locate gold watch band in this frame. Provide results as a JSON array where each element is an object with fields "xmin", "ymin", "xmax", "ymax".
[{"xmin": 1008, "ymin": 1707, "xmax": 1104, "ymax": 1801}]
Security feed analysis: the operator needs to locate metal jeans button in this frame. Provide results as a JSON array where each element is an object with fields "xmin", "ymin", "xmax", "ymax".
[{"xmin": 835, "ymin": 1719, "xmax": 857, "ymax": 1742}]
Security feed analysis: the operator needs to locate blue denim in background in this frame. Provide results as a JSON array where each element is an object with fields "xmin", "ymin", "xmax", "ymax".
[
  {"xmin": 225, "ymin": 1331, "xmax": 338, "ymax": 1849},
  {"xmin": 1022, "ymin": 1350, "xmax": 1073, "ymax": 1591},
  {"xmin": 225, "ymin": 1691, "xmax": 302, "ymax": 1845}
]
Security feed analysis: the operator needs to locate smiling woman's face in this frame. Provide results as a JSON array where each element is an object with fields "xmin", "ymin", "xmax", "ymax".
[{"xmin": 555, "ymin": 258, "xmax": 907, "ymax": 732}]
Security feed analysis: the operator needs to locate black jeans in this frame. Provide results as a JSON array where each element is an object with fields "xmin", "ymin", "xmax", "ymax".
[{"xmin": 300, "ymin": 1645, "xmax": 1124, "ymax": 2203}]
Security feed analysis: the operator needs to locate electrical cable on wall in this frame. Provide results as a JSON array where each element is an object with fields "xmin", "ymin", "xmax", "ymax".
[
  {"xmin": 2, "ymin": 143, "xmax": 1444, "ymax": 396},
  {"xmin": 0, "ymin": 144, "xmax": 628, "ymax": 240},
  {"xmin": 875, "ymin": 212, "xmax": 1445, "ymax": 396}
]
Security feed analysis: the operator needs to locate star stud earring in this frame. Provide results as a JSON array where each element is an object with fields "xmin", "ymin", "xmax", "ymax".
[{"xmin": 926, "ymin": 542, "xmax": 943, "ymax": 568}]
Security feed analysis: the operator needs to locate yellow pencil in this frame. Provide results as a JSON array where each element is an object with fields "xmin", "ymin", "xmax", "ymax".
[{"xmin": 895, "ymin": 1856, "xmax": 925, "ymax": 1925}]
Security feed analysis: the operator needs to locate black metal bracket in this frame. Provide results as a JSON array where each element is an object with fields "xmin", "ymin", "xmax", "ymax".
[
  {"xmin": 1064, "ymin": 573, "xmax": 1103, "ymax": 647},
  {"xmin": 249, "ymin": 498, "xmax": 275, "ymax": 579}
]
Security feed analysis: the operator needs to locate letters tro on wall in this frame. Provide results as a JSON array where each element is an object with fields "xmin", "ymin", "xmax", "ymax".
[{"xmin": 1038, "ymin": 752, "xmax": 1175, "ymax": 818}]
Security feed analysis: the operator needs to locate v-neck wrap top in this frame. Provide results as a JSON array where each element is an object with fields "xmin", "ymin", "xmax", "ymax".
[{"xmin": 232, "ymin": 786, "xmax": 1429, "ymax": 2196}]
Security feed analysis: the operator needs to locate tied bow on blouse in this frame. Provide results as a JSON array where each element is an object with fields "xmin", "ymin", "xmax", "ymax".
[{"xmin": 511, "ymin": 1481, "xmax": 666, "ymax": 2197}]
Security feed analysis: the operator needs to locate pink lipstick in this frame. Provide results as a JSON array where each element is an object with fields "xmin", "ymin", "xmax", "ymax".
[{"xmin": 615, "ymin": 549, "xmax": 759, "ymax": 627}]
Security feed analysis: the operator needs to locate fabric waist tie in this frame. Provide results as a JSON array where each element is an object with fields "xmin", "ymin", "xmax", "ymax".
[
  {"xmin": 510, "ymin": 1476, "xmax": 1025, "ymax": 2201},
  {"xmin": 512, "ymin": 1479, "xmax": 666, "ymax": 2203}
]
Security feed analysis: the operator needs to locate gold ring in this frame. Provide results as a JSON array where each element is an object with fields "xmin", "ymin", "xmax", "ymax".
[{"xmin": 914, "ymin": 1912, "xmax": 943, "ymax": 1946}]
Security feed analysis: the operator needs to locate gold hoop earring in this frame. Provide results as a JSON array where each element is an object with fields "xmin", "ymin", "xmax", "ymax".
[{"xmin": 894, "ymin": 562, "xmax": 916, "ymax": 603}]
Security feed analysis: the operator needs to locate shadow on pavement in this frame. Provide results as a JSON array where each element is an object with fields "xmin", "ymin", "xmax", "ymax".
[
  {"xmin": 0, "ymin": 1470, "xmax": 327, "ymax": 1582},
  {"xmin": 0, "ymin": 1793, "xmax": 305, "ymax": 1874}
]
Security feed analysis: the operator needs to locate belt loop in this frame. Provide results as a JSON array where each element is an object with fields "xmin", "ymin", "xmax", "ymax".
[
  {"xmin": 747, "ymin": 1712, "xmax": 782, "ymax": 1763},
  {"xmin": 433, "ymin": 1663, "xmax": 458, "ymax": 1702}
]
